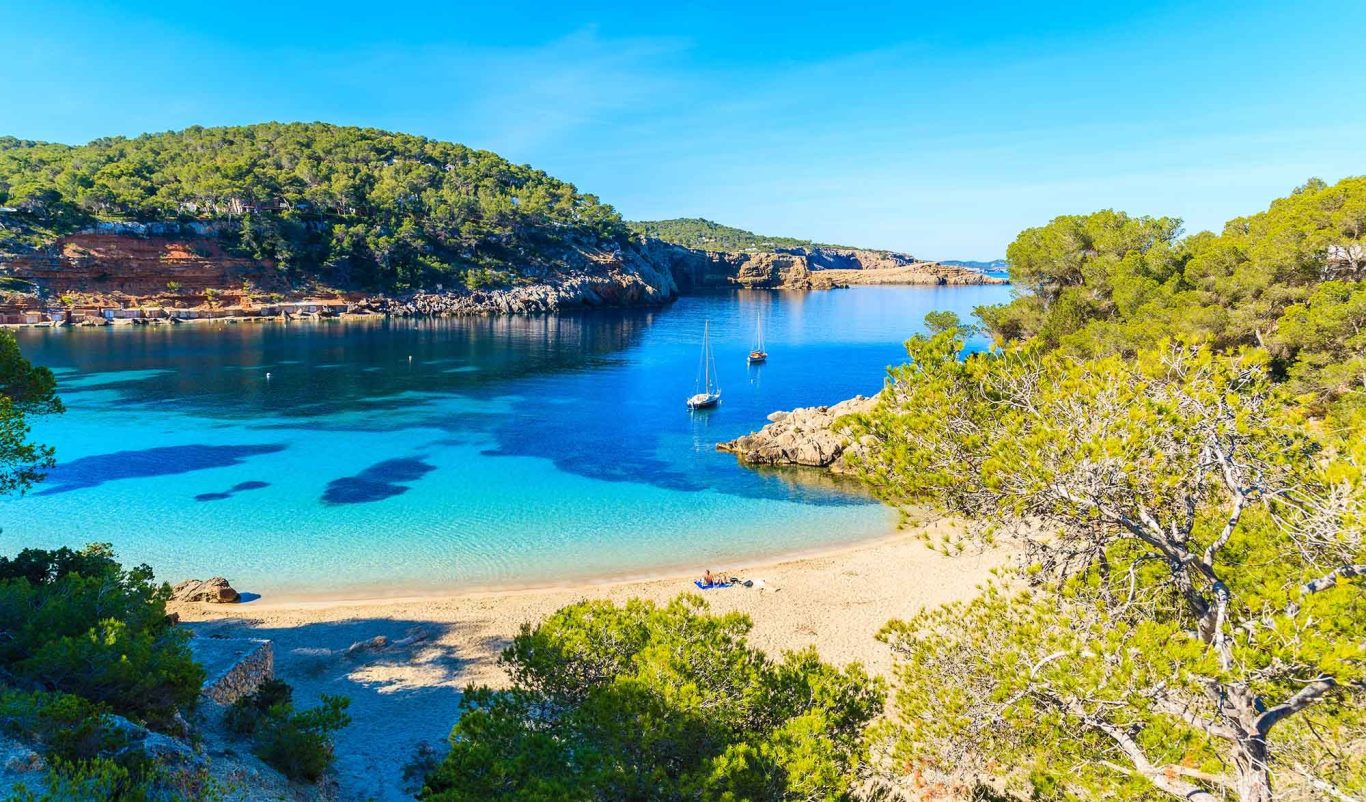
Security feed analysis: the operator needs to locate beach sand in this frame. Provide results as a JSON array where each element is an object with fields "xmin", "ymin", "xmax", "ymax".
[{"xmin": 174, "ymin": 530, "xmax": 1007, "ymax": 801}]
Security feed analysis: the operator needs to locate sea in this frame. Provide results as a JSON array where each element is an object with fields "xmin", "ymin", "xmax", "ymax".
[{"xmin": 2, "ymin": 284, "xmax": 1011, "ymax": 600}]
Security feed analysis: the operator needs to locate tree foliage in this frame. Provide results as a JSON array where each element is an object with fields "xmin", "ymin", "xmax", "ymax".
[
  {"xmin": 845, "ymin": 331, "xmax": 1365, "ymax": 802},
  {"xmin": 628, "ymin": 217, "xmax": 846, "ymax": 253},
  {"xmin": 0, "ymin": 543, "xmax": 204, "ymax": 729},
  {"xmin": 0, "ymin": 123, "xmax": 630, "ymax": 290},
  {"xmin": 421, "ymin": 595, "xmax": 883, "ymax": 801},
  {"xmin": 0, "ymin": 329, "xmax": 62, "ymax": 496},
  {"xmin": 980, "ymin": 177, "xmax": 1366, "ymax": 412},
  {"xmin": 225, "ymin": 678, "xmax": 350, "ymax": 783}
]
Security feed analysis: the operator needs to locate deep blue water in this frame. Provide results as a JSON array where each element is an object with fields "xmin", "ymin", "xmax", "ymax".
[{"xmin": 1, "ymin": 285, "xmax": 1010, "ymax": 599}]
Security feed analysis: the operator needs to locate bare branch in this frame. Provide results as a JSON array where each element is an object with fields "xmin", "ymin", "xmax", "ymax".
[
  {"xmin": 1302, "ymin": 564, "xmax": 1366, "ymax": 595},
  {"xmin": 1152, "ymin": 696, "xmax": 1240, "ymax": 742},
  {"xmin": 1293, "ymin": 763, "xmax": 1363, "ymax": 802},
  {"xmin": 1256, "ymin": 677, "xmax": 1338, "ymax": 735}
]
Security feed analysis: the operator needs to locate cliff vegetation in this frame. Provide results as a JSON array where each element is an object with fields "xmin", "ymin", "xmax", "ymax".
[
  {"xmin": 0, "ymin": 123, "xmax": 628, "ymax": 293},
  {"xmin": 628, "ymin": 217, "xmax": 847, "ymax": 253}
]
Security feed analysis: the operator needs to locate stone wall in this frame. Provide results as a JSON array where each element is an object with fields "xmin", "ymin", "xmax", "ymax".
[{"xmin": 190, "ymin": 637, "xmax": 275, "ymax": 706}]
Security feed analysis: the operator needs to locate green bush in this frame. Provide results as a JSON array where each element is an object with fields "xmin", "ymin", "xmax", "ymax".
[
  {"xmin": 223, "ymin": 678, "xmax": 292, "ymax": 736},
  {"xmin": 0, "ymin": 689, "xmax": 128, "ymax": 765},
  {"xmin": 0, "ymin": 544, "xmax": 203, "ymax": 728},
  {"xmin": 224, "ymin": 680, "xmax": 350, "ymax": 783},
  {"xmin": 7, "ymin": 758, "xmax": 156, "ymax": 802},
  {"xmin": 420, "ymin": 595, "xmax": 883, "ymax": 801}
]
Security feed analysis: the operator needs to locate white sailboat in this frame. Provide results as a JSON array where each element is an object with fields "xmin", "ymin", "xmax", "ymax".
[
  {"xmin": 747, "ymin": 317, "xmax": 767, "ymax": 364},
  {"xmin": 687, "ymin": 321, "xmax": 722, "ymax": 409}
]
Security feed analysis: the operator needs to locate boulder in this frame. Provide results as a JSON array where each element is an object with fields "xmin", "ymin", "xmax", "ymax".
[
  {"xmin": 105, "ymin": 715, "xmax": 204, "ymax": 771},
  {"xmin": 171, "ymin": 577, "xmax": 240, "ymax": 604}
]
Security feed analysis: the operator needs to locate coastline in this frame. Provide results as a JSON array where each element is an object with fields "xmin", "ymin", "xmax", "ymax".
[
  {"xmin": 173, "ymin": 525, "xmax": 1008, "ymax": 800},
  {"xmin": 230, "ymin": 511, "xmax": 902, "ymax": 607},
  {"xmin": 173, "ymin": 522, "xmax": 1009, "ymax": 679}
]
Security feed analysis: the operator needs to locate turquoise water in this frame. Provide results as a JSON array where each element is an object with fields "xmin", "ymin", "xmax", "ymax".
[{"xmin": 1, "ymin": 285, "xmax": 1010, "ymax": 600}]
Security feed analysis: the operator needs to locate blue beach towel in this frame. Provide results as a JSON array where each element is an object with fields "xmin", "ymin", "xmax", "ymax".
[{"xmin": 694, "ymin": 580, "xmax": 733, "ymax": 590}]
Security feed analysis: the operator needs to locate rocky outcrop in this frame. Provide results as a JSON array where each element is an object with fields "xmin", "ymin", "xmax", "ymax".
[
  {"xmin": 813, "ymin": 262, "xmax": 1007, "ymax": 286},
  {"xmin": 5, "ymin": 232, "xmax": 288, "ymax": 298},
  {"xmin": 717, "ymin": 394, "xmax": 879, "ymax": 472},
  {"xmin": 0, "ymin": 225, "xmax": 999, "ymax": 325},
  {"xmin": 730, "ymin": 252, "xmax": 815, "ymax": 288},
  {"xmin": 172, "ymin": 577, "xmax": 241, "ymax": 603},
  {"xmin": 375, "ymin": 242, "xmax": 679, "ymax": 315},
  {"xmin": 0, "ymin": 229, "xmax": 684, "ymax": 321},
  {"xmin": 790, "ymin": 246, "xmax": 919, "ymax": 271},
  {"xmin": 682, "ymin": 245, "xmax": 1006, "ymax": 291}
]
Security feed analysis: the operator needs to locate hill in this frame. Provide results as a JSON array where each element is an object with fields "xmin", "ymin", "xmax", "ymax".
[
  {"xmin": 0, "ymin": 123, "xmax": 631, "ymax": 294},
  {"xmin": 627, "ymin": 217, "xmax": 848, "ymax": 253}
]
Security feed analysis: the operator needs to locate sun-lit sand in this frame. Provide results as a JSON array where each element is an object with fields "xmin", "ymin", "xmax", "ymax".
[{"xmin": 174, "ymin": 529, "xmax": 1008, "ymax": 801}]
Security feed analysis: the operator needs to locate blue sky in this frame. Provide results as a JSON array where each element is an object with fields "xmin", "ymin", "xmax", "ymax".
[{"xmin": 3, "ymin": 1, "xmax": 1364, "ymax": 258}]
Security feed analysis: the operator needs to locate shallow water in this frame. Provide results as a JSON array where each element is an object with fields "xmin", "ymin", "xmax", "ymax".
[{"xmin": 2, "ymin": 285, "xmax": 1010, "ymax": 599}]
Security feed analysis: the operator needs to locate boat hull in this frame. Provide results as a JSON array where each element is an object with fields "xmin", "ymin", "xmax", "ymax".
[
  {"xmin": 747, "ymin": 351, "xmax": 767, "ymax": 364},
  {"xmin": 687, "ymin": 392, "xmax": 721, "ymax": 409}
]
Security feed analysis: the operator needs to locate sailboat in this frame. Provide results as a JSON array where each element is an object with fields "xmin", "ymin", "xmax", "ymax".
[
  {"xmin": 687, "ymin": 321, "xmax": 722, "ymax": 409},
  {"xmin": 747, "ymin": 317, "xmax": 767, "ymax": 364}
]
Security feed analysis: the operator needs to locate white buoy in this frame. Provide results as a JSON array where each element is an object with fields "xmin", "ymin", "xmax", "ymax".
[{"xmin": 266, "ymin": 372, "xmax": 272, "ymax": 380}]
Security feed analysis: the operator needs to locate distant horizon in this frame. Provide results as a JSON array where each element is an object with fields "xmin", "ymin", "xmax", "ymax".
[{"xmin": 5, "ymin": 1, "xmax": 1364, "ymax": 259}]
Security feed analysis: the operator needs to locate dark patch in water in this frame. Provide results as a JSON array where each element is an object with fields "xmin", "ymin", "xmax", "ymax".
[
  {"xmin": 37, "ymin": 444, "xmax": 287, "ymax": 496},
  {"xmin": 322, "ymin": 458, "xmax": 435, "ymax": 505},
  {"xmin": 194, "ymin": 480, "xmax": 272, "ymax": 502}
]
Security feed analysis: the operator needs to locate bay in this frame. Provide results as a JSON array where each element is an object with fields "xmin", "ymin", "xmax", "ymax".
[{"xmin": 1, "ymin": 284, "xmax": 1010, "ymax": 599}]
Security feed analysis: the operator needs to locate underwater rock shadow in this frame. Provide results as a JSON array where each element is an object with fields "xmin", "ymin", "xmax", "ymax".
[
  {"xmin": 194, "ymin": 480, "xmax": 271, "ymax": 502},
  {"xmin": 322, "ymin": 457, "xmax": 436, "ymax": 505},
  {"xmin": 36, "ymin": 444, "xmax": 288, "ymax": 496}
]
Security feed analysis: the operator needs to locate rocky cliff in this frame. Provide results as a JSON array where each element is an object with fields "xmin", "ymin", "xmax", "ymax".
[
  {"xmin": 717, "ymin": 394, "xmax": 879, "ymax": 472},
  {"xmin": 376, "ymin": 242, "xmax": 681, "ymax": 315},
  {"xmin": 0, "ymin": 228, "xmax": 688, "ymax": 319},
  {"xmin": 0, "ymin": 226, "xmax": 999, "ymax": 322},
  {"xmin": 696, "ymin": 246, "xmax": 1006, "ymax": 290}
]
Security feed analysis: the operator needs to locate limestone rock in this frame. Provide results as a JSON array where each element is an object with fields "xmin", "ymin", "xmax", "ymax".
[
  {"xmin": 106, "ymin": 714, "xmax": 205, "ymax": 771},
  {"xmin": 718, "ymin": 394, "xmax": 879, "ymax": 471},
  {"xmin": 729, "ymin": 252, "xmax": 815, "ymax": 289},
  {"xmin": 171, "ymin": 577, "xmax": 240, "ymax": 603}
]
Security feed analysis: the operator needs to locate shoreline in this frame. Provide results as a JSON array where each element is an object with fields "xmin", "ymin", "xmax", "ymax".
[
  {"xmin": 232, "ymin": 519, "xmax": 908, "ymax": 607},
  {"xmin": 174, "ymin": 522, "xmax": 1008, "ymax": 678},
  {"xmin": 173, "ymin": 525, "xmax": 1007, "ymax": 800},
  {"xmin": 1, "ymin": 268, "xmax": 1006, "ymax": 329}
]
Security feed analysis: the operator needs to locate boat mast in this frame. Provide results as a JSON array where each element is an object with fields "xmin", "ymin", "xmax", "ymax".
[{"xmin": 703, "ymin": 321, "xmax": 711, "ymax": 392}]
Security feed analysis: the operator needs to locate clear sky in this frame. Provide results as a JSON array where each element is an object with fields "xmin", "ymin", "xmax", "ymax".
[{"xmin": 3, "ymin": 1, "xmax": 1364, "ymax": 259}]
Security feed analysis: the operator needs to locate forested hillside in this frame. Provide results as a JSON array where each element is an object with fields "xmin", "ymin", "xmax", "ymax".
[
  {"xmin": 0, "ymin": 123, "xmax": 629, "ymax": 292},
  {"xmin": 628, "ymin": 217, "xmax": 847, "ymax": 253}
]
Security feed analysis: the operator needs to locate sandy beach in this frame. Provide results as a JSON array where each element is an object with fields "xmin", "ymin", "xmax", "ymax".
[{"xmin": 174, "ymin": 529, "xmax": 1007, "ymax": 800}]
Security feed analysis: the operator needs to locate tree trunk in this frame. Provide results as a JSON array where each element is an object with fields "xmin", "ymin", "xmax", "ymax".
[
  {"xmin": 1233, "ymin": 738, "xmax": 1274, "ymax": 802},
  {"xmin": 1222, "ymin": 685, "xmax": 1275, "ymax": 802}
]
